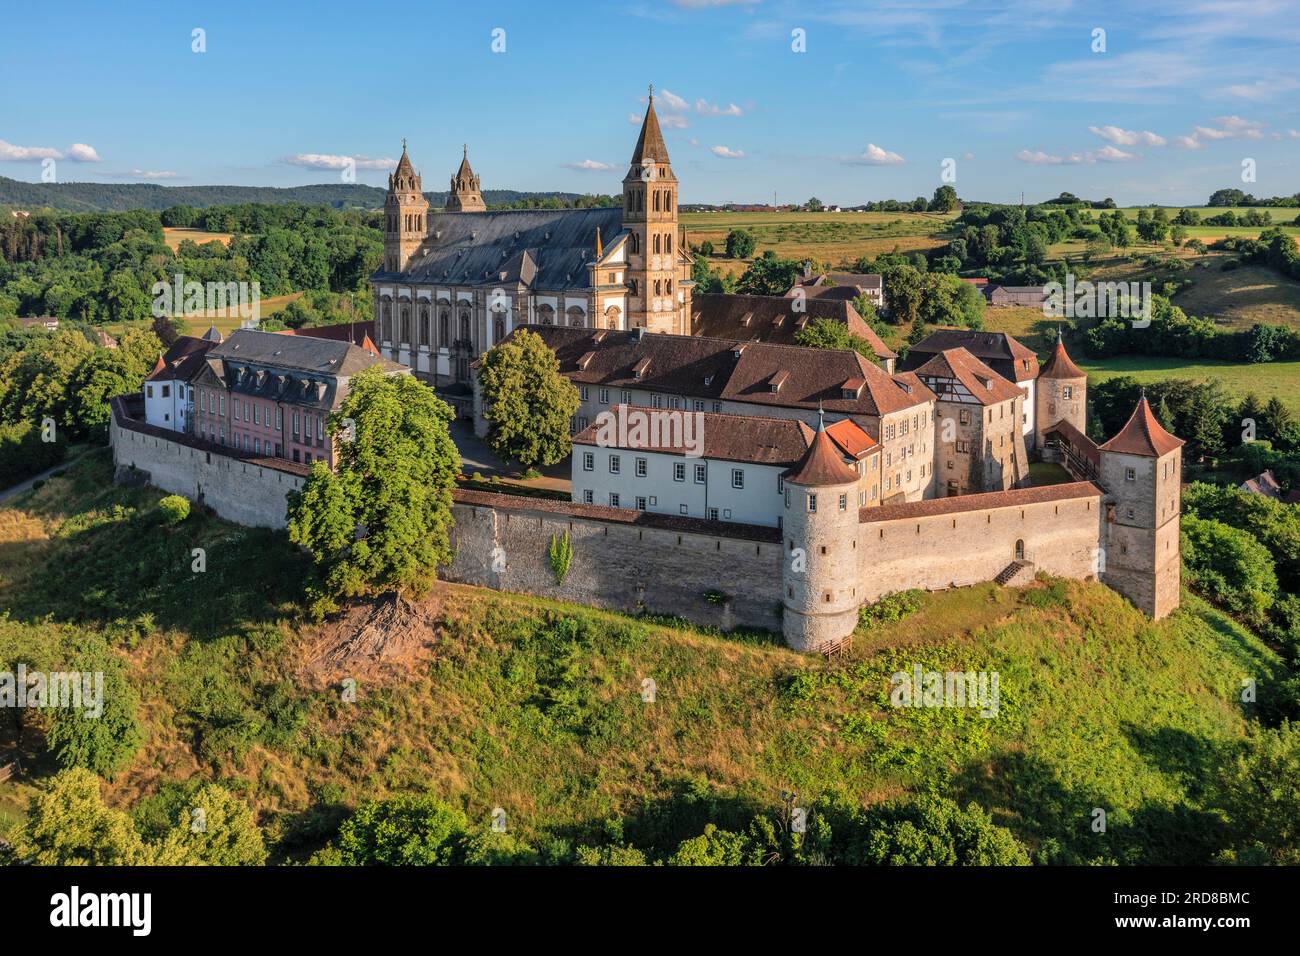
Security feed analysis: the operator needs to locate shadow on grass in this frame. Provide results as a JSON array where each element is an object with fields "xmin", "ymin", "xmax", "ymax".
[{"xmin": 0, "ymin": 452, "xmax": 312, "ymax": 641}]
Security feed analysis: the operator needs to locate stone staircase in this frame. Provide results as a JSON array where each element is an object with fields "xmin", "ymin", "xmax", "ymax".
[{"xmin": 994, "ymin": 559, "xmax": 1036, "ymax": 588}]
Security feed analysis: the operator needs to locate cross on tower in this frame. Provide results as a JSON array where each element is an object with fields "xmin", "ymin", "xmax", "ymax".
[{"xmin": 648, "ymin": 83, "xmax": 654, "ymax": 101}]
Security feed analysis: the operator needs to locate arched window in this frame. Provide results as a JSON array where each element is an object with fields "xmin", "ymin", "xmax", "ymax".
[
  {"xmin": 400, "ymin": 305, "xmax": 410, "ymax": 344},
  {"xmin": 1015, "ymin": 539, "xmax": 1025, "ymax": 560},
  {"xmin": 653, "ymin": 191, "xmax": 660, "ymax": 212},
  {"xmin": 605, "ymin": 305, "xmax": 621, "ymax": 330},
  {"xmin": 667, "ymin": 280, "xmax": 673, "ymax": 296},
  {"xmin": 380, "ymin": 300, "xmax": 392, "ymax": 341},
  {"xmin": 419, "ymin": 305, "xmax": 430, "ymax": 346},
  {"xmin": 629, "ymin": 232, "xmax": 639, "ymax": 254},
  {"xmin": 536, "ymin": 304, "xmax": 555, "ymax": 326},
  {"xmin": 628, "ymin": 279, "xmax": 638, "ymax": 297},
  {"xmin": 494, "ymin": 314, "xmax": 506, "ymax": 342},
  {"xmin": 459, "ymin": 312, "xmax": 471, "ymax": 343},
  {"xmin": 666, "ymin": 233, "xmax": 672, "ymax": 254},
  {"xmin": 566, "ymin": 306, "xmax": 585, "ymax": 327},
  {"xmin": 654, "ymin": 279, "xmax": 662, "ymax": 296},
  {"xmin": 439, "ymin": 309, "xmax": 449, "ymax": 345},
  {"xmin": 653, "ymin": 233, "xmax": 661, "ymax": 254}
]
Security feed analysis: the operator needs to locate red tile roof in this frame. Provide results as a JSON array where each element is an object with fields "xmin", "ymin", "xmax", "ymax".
[
  {"xmin": 1044, "ymin": 418, "xmax": 1100, "ymax": 469},
  {"xmin": 825, "ymin": 418, "xmax": 878, "ymax": 459},
  {"xmin": 1098, "ymin": 396, "xmax": 1184, "ymax": 458},
  {"xmin": 784, "ymin": 419, "xmax": 861, "ymax": 486},
  {"xmin": 146, "ymin": 335, "xmax": 218, "ymax": 384},
  {"xmin": 572, "ymin": 406, "xmax": 815, "ymax": 467},
  {"xmin": 913, "ymin": 347, "xmax": 1024, "ymax": 406},
  {"xmin": 1039, "ymin": 334, "xmax": 1087, "ymax": 380},
  {"xmin": 691, "ymin": 292, "xmax": 896, "ymax": 361}
]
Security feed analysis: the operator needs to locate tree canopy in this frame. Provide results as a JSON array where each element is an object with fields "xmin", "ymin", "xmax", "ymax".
[{"xmin": 477, "ymin": 329, "xmax": 581, "ymax": 470}]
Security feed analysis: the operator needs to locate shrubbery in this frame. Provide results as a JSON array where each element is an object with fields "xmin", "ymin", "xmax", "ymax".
[{"xmin": 158, "ymin": 494, "xmax": 191, "ymax": 524}]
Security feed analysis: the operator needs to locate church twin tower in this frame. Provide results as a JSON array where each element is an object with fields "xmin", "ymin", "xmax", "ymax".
[{"xmin": 382, "ymin": 88, "xmax": 690, "ymax": 333}]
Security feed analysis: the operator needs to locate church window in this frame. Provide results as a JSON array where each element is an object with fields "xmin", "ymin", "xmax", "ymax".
[
  {"xmin": 667, "ymin": 280, "xmax": 673, "ymax": 296},
  {"xmin": 494, "ymin": 314, "xmax": 506, "ymax": 343},
  {"xmin": 439, "ymin": 310, "xmax": 449, "ymax": 344},
  {"xmin": 460, "ymin": 313, "xmax": 471, "ymax": 342},
  {"xmin": 537, "ymin": 304, "xmax": 555, "ymax": 325},
  {"xmin": 653, "ymin": 233, "xmax": 661, "ymax": 254},
  {"xmin": 666, "ymin": 234, "xmax": 672, "ymax": 253},
  {"xmin": 654, "ymin": 280, "xmax": 662, "ymax": 296},
  {"xmin": 629, "ymin": 279, "xmax": 639, "ymax": 297},
  {"xmin": 629, "ymin": 233, "xmax": 639, "ymax": 254},
  {"xmin": 400, "ymin": 306, "xmax": 411, "ymax": 344},
  {"xmin": 420, "ymin": 306, "xmax": 430, "ymax": 346},
  {"xmin": 653, "ymin": 191, "xmax": 660, "ymax": 212}
]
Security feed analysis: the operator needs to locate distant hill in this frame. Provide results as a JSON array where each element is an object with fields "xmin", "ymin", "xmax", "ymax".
[{"xmin": 0, "ymin": 176, "xmax": 609, "ymax": 213}]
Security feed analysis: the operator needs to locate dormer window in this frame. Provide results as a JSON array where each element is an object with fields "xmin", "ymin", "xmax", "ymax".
[
  {"xmin": 633, "ymin": 357, "xmax": 651, "ymax": 379},
  {"xmin": 769, "ymin": 370, "xmax": 789, "ymax": 393}
]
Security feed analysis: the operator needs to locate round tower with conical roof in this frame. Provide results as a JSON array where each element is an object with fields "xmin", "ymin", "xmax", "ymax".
[
  {"xmin": 383, "ymin": 141, "xmax": 428, "ymax": 273},
  {"xmin": 1035, "ymin": 328, "xmax": 1088, "ymax": 453},
  {"xmin": 781, "ymin": 409, "xmax": 862, "ymax": 652},
  {"xmin": 446, "ymin": 145, "xmax": 486, "ymax": 213}
]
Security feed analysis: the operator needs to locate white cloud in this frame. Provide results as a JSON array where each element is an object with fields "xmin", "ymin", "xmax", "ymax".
[
  {"xmin": 1290, "ymin": 129, "xmax": 1300, "ymax": 139},
  {"xmin": 1173, "ymin": 116, "xmax": 1267, "ymax": 148},
  {"xmin": 563, "ymin": 159, "xmax": 615, "ymax": 171},
  {"xmin": 128, "ymin": 168, "xmax": 179, "ymax": 179},
  {"xmin": 1221, "ymin": 77, "xmax": 1300, "ymax": 100},
  {"xmin": 0, "ymin": 140, "xmax": 62, "ymax": 161},
  {"xmin": 709, "ymin": 145, "xmax": 746, "ymax": 158},
  {"xmin": 658, "ymin": 89, "xmax": 690, "ymax": 112},
  {"xmin": 283, "ymin": 153, "xmax": 396, "ymax": 170},
  {"xmin": 660, "ymin": 113, "xmax": 690, "ymax": 129},
  {"xmin": 962, "ymin": 152, "xmax": 975, "ymax": 161},
  {"xmin": 1015, "ymin": 146, "xmax": 1137, "ymax": 165},
  {"xmin": 695, "ymin": 98, "xmax": 743, "ymax": 117},
  {"xmin": 1088, "ymin": 125, "xmax": 1166, "ymax": 147},
  {"xmin": 843, "ymin": 143, "xmax": 905, "ymax": 165},
  {"xmin": 65, "ymin": 143, "xmax": 101, "ymax": 162}
]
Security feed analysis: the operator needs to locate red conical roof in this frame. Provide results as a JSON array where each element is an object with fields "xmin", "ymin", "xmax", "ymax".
[
  {"xmin": 784, "ymin": 412, "xmax": 859, "ymax": 486},
  {"xmin": 1040, "ymin": 330, "xmax": 1086, "ymax": 379},
  {"xmin": 1099, "ymin": 395, "xmax": 1184, "ymax": 458}
]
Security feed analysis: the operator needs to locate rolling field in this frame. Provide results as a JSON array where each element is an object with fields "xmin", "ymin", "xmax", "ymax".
[
  {"xmin": 682, "ymin": 210, "xmax": 954, "ymax": 275},
  {"xmin": 162, "ymin": 227, "xmax": 235, "ymax": 250},
  {"xmin": 106, "ymin": 291, "xmax": 305, "ymax": 339},
  {"xmin": 1115, "ymin": 206, "xmax": 1300, "ymax": 224},
  {"xmin": 1077, "ymin": 354, "xmax": 1300, "ymax": 415}
]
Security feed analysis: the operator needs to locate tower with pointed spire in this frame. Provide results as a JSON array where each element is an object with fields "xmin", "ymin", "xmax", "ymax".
[
  {"xmin": 781, "ymin": 407, "xmax": 863, "ymax": 652},
  {"xmin": 446, "ymin": 145, "xmax": 486, "ymax": 212},
  {"xmin": 1098, "ymin": 394, "xmax": 1185, "ymax": 618},
  {"xmin": 383, "ymin": 141, "xmax": 428, "ymax": 273},
  {"xmin": 623, "ymin": 86, "xmax": 689, "ymax": 334},
  {"xmin": 1035, "ymin": 328, "xmax": 1087, "ymax": 454}
]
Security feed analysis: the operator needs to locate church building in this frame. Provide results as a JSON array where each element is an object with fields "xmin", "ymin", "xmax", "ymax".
[{"xmin": 372, "ymin": 89, "xmax": 695, "ymax": 415}]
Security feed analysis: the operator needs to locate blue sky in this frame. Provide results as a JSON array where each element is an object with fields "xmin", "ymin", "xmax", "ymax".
[{"xmin": 3, "ymin": 0, "xmax": 1298, "ymax": 205}]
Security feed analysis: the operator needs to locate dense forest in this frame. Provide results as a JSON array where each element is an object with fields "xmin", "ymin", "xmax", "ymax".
[{"xmin": 0, "ymin": 175, "xmax": 617, "ymax": 213}]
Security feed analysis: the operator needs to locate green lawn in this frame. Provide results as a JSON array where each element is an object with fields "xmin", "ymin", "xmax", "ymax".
[{"xmin": 1077, "ymin": 354, "xmax": 1300, "ymax": 415}]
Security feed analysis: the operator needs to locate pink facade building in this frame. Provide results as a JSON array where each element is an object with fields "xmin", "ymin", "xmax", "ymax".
[{"xmin": 188, "ymin": 329, "xmax": 405, "ymax": 468}]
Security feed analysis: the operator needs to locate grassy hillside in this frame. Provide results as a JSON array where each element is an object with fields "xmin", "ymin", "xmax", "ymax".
[{"xmin": 0, "ymin": 451, "xmax": 1285, "ymax": 864}]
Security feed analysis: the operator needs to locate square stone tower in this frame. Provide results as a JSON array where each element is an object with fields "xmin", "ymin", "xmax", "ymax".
[
  {"xmin": 1099, "ymin": 395, "xmax": 1184, "ymax": 618},
  {"xmin": 623, "ymin": 87, "xmax": 690, "ymax": 335},
  {"xmin": 383, "ymin": 141, "xmax": 428, "ymax": 273}
]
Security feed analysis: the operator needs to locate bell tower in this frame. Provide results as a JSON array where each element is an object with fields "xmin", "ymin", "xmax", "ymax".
[
  {"xmin": 383, "ymin": 141, "xmax": 428, "ymax": 273},
  {"xmin": 446, "ymin": 145, "xmax": 486, "ymax": 212},
  {"xmin": 623, "ymin": 86, "xmax": 685, "ymax": 335}
]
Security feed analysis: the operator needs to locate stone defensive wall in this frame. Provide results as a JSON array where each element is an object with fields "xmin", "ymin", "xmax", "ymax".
[{"xmin": 856, "ymin": 481, "xmax": 1107, "ymax": 602}]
